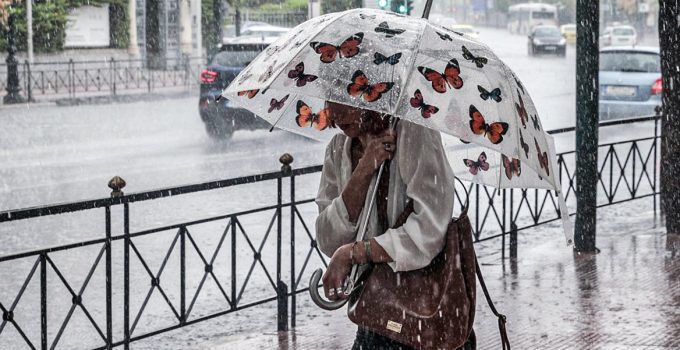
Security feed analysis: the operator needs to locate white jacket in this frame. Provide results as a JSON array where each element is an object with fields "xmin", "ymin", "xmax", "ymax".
[{"xmin": 315, "ymin": 121, "xmax": 455, "ymax": 272}]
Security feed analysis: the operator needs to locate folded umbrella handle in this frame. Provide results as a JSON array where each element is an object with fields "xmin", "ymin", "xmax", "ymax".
[{"xmin": 308, "ymin": 268, "xmax": 348, "ymax": 310}]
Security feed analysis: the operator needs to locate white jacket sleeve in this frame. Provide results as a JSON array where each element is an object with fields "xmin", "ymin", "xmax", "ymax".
[
  {"xmin": 315, "ymin": 135, "xmax": 358, "ymax": 258},
  {"xmin": 373, "ymin": 123, "xmax": 455, "ymax": 272}
]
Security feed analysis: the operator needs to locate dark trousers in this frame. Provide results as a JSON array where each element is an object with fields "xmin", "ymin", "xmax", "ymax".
[{"xmin": 351, "ymin": 327, "xmax": 476, "ymax": 350}]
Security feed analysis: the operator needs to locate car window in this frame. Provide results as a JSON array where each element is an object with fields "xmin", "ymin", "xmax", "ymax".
[
  {"xmin": 613, "ymin": 27, "xmax": 635, "ymax": 36},
  {"xmin": 211, "ymin": 50, "xmax": 261, "ymax": 67},
  {"xmin": 532, "ymin": 11, "xmax": 554, "ymax": 19},
  {"xmin": 600, "ymin": 52, "xmax": 660, "ymax": 73},
  {"xmin": 534, "ymin": 27, "xmax": 560, "ymax": 37}
]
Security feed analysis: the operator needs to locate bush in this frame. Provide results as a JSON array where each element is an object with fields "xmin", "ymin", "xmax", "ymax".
[{"xmin": 0, "ymin": 0, "xmax": 69, "ymax": 53}]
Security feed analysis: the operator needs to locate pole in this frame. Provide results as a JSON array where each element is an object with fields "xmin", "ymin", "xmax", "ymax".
[
  {"xmin": 574, "ymin": 0, "xmax": 599, "ymax": 252},
  {"xmin": 4, "ymin": 0, "xmax": 26, "ymax": 104}
]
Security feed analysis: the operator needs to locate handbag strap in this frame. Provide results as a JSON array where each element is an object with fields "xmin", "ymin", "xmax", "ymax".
[{"xmin": 475, "ymin": 256, "xmax": 511, "ymax": 350}]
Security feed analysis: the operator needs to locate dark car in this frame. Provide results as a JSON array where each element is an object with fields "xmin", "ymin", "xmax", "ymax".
[
  {"xmin": 198, "ymin": 43, "xmax": 270, "ymax": 139},
  {"xmin": 528, "ymin": 25, "xmax": 566, "ymax": 57}
]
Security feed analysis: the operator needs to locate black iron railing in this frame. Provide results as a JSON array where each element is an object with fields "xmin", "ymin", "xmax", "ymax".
[
  {"xmin": 0, "ymin": 115, "xmax": 661, "ymax": 349},
  {"xmin": 0, "ymin": 56, "xmax": 207, "ymax": 102}
]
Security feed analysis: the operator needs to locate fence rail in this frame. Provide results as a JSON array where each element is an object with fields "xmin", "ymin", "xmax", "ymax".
[
  {"xmin": 0, "ymin": 115, "xmax": 661, "ymax": 349},
  {"xmin": 0, "ymin": 56, "xmax": 207, "ymax": 102}
]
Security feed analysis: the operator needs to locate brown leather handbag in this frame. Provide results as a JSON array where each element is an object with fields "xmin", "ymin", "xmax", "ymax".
[{"xmin": 347, "ymin": 200, "xmax": 477, "ymax": 350}]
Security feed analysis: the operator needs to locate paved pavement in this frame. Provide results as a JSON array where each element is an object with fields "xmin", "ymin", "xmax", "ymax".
[{"xmin": 211, "ymin": 216, "xmax": 680, "ymax": 350}]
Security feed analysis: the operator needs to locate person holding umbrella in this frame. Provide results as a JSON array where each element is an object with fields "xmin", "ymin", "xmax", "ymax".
[{"xmin": 315, "ymin": 101, "xmax": 462, "ymax": 349}]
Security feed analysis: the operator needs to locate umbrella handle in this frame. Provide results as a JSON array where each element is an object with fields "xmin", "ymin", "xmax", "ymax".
[{"xmin": 308, "ymin": 268, "xmax": 348, "ymax": 310}]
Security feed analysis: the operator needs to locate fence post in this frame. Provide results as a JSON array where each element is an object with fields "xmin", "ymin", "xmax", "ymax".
[
  {"xmin": 657, "ymin": 105, "xmax": 666, "ymax": 217},
  {"xmin": 40, "ymin": 253, "xmax": 47, "ymax": 350},
  {"xmin": 68, "ymin": 59, "xmax": 74, "ymax": 99},
  {"xmin": 509, "ymin": 189, "xmax": 517, "ymax": 260},
  {"xmin": 284, "ymin": 153, "xmax": 297, "ymax": 328},
  {"xmin": 111, "ymin": 58, "xmax": 117, "ymax": 96},
  {"xmin": 108, "ymin": 176, "xmax": 129, "ymax": 348},
  {"xmin": 105, "ymin": 205, "xmax": 113, "ymax": 349},
  {"xmin": 24, "ymin": 60, "xmax": 33, "ymax": 102},
  {"xmin": 277, "ymin": 153, "xmax": 293, "ymax": 332}
]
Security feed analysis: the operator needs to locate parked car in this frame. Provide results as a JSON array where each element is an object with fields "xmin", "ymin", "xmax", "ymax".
[
  {"xmin": 450, "ymin": 24, "xmax": 479, "ymax": 39},
  {"xmin": 600, "ymin": 25, "xmax": 637, "ymax": 47},
  {"xmin": 599, "ymin": 46, "xmax": 661, "ymax": 120},
  {"xmin": 527, "ymin": 25, "xmax": 566, "ymax": 56},
  {"xmin": 560, "ymin": 24, "xmax": 576, "ymax": 44},
  {"xmin": 198, "ymin": 42, "xmax": 270, "ymax": 139}
]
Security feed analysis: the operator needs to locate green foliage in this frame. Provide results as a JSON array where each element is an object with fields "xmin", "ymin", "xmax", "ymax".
[
  {"xmin": 109, "ymin": 3, "xmax": 129, "ymax": 48},
  {"xmin": 257, "ymin": 0, "xmax": 307, "ymax": 12},
  {"xmin": 202, "ymin": 0, "xmax": 220, "ymax": 55},
  {"xmin": 0, "ymin": 0, "xmax": 69, "ymax": 53}
]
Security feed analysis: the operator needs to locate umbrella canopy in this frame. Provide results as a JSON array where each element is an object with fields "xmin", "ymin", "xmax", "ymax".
[{"xmin": 221, "ymin": 8, "xmax": 573, "ymax": 244}]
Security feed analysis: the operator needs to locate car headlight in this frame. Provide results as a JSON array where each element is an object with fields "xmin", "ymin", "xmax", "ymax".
[
  {"xmin": 559, "ymin": 38, "xmax": 566, "ymax": 45},
  {"xmin": 533, "ymin": 39, "xmax": 542, "ymax": 45}
]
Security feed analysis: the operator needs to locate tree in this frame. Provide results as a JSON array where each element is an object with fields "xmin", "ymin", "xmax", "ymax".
[{"xmin": 658, "ymin": 1, "xmax": 680, "ymax": 235}]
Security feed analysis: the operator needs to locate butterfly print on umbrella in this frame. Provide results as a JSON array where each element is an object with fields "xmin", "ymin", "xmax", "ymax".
[
  {"xmin": 238, "ymin": 89, "xmax": 259, "ymax": 99},
  {"xmin": 469, "ymin": 105, "xmax": 509, "ymax": 144},
  {"xmin": 359, "ymin": 13, "xmax": 376, "ymax": 20},
  {"xmin": 309, "ymin": 33, "xmax": 364, "ymax": 63},
  {"xmin": 462, "ymin": 46, "xmax": 488, "ymax": 68},
  {"xmin": 268, "ymin": 94, "xmax": 289, "ymax": 113},
  {"xmin": 375, "ymin": 21, "xmax": 405, "ymax": 38},
  {"xmin": 515, "ymin": 90, "xmax": 529, "ymax": 128},
  {"xmin": 409, "ymin": 89, "xmax": 439, "ymax": 118},
  {"xmin": 417, "ymin": 58, "xmax": 464, "ymax": 93},
  {"xmin": 502, "ymin": 155, "xmax": 522, "ymax": 180},
  {"xmin": 531, "ymin": 114, "xmax": 541, "ymax": 131},
  {"xmin": 478, "ymin": 85, "xmax": 502, "ymax": 102},
  {"xmin": 534, "ymin": 138, "xmax": 550, "ymax": 176},
  {"xmin": 287, "ymin": 62, "xmax": 318, "ymax": 87},
  {"xmin": 519, "ymin": 130, "xmax": 530, "ymax": 158},
  {"xmin": 346, "ymin": 70, "xmax": 394, "ymax": 103},
  {"xmin": 373, "ymin": 52, "xmax": 402, "ymax": 65},
  {"xmin": 295, "ymin": 100, "xmax": 333, "ymax": 130},
  {"xmin": 436, "ymin": 31, "xmax": 453, "ymax": 41},
  {"xmin": 463, "ymin": 152, "xmax": 490, "ymax": 175}
]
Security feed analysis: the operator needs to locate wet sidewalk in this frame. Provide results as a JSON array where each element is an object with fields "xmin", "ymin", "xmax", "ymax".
[{"xmin": 210, "ymin": 208, "xmax": 680, "ymax": 350}]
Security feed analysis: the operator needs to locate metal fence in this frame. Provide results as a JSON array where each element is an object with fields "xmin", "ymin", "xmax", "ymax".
[
  {"xmin": 0, "ymin": 56, "xmax": 207, "ymax": 102},
  {"xmin": 0, "ymin": 115, "xmax": 661, "ymax": 349}
]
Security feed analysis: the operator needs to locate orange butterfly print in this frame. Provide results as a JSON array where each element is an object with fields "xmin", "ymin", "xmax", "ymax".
[
  {"xmin": 346, "ymin": 70, "xmax": 394, "ymax": 103},
  {"xmin": 417, "ymin": 58, "xmax": 464, "ymax": 93},
  {"xmin": 238, "ymin": 89, "xmax": 259, "ymax": 99},
  {"xmin": 295, "ymin": 101, "xmax": 333, "ymax": 130},
  {"xmin": 502, "ymin": 155, "xmax": 522, "ymax": 180},
  {"xmin": 309, "ymin": 33, "xmax": 364, "ymax": 63},
  {"xmin": 469, "ymin": 105, "xmax": 509, "ymax": 144}
]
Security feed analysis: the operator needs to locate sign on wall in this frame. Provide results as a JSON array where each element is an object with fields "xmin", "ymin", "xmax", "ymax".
[{"xmin": 64, "ymin": 5, "xmax": 111, "ymax": 48}]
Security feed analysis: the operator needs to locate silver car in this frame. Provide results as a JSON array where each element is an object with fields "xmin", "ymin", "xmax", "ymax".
[{"xmin": 599, "ymin": 46, "xmax": 662, "ymax": 120}]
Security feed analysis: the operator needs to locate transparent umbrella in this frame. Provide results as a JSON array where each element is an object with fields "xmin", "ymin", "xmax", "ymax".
[{"xmin": 221, "ymin": 4, "xmax": 573, "ymax": 310}]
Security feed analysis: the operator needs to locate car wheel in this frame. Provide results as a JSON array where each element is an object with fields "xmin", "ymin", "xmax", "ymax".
[{"xmin": 205, "ymin": 117, "xmax": 234, "ymax": 140}]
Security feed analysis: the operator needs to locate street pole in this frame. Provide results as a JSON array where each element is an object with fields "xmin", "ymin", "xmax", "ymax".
[
  {"xmin": 4, "ymin": 0, "xmax": 26, "ymax": 104},
  {"xmin": 574, "ymin": 0, "xmax": 599, "ymax": 252}
]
